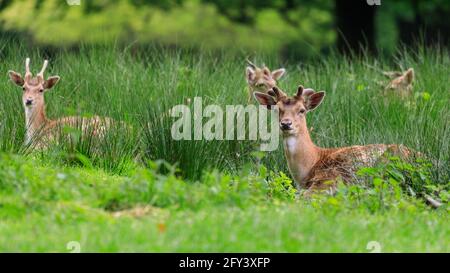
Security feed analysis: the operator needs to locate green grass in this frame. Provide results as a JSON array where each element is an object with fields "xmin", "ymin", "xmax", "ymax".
[
  {"xmin": 2, "ymin": 206, "xmax": 448, "ymax": 252},
  {"xmin": 0, "ymin": 44, "xmax": 448, "ymax": 180},
  {"xmin": 0, "ymin": 43, "xmax": 449, "ymax": 252},
  {"xmin": 0, "ymin": 154, "xmax": 448, "ymax": 252}
]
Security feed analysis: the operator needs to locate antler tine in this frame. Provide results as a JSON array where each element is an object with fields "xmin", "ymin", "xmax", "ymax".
[
  {"xmin": 294, "ymin": 85, "xmax": 316, "ymax": 98},
  {"xmin": 24, "ymin": 57, "xmax": 32, "ymax": 81},
  {"xmin": 270, "ymin": 86, "xmax": 287, "ymax": 101},
  {"xmin": 25, "ymin": 58, "xmax": 30, "ymax": 73},
  {"xmin": 37, "ymin": 59, "xmax": 49, "ymax": 79}
]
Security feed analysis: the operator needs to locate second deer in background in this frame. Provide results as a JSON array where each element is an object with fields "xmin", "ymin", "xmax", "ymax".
[
  {"xmin": 245, "ymin": 59, "xmax": 285, "ymax": 103},
  {"xmin": 383, "ymin": 68, "xmax": 414, "ymax": 97}
]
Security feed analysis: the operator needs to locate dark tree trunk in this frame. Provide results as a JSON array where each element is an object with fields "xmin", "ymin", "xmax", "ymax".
[
  {"xmin": 397, "ymin": 0, "xmax": 422, "ymax": 47},
  {"xmin": 397, "ymin": 0, "xmax": 450, "ymax": 48},
  {"xmin": 397, "ymin": 20, "xmax": 421, "ymax": 47},
  {"xmin": 335, "ymin": 0, "xmax": 377, "ymax": 55}
]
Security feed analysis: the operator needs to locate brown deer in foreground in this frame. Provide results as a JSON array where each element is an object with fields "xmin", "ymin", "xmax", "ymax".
[
  {"xmin": 254, "ymin": 85, "xmax": 414, "ymax": 196},
  {"xmin": 8, "ymin": 58, "xmax": 113, "ymax": 148},
  {"xmin": 245, "ymin": 60, "xmax": 285, "ymax": 102}
]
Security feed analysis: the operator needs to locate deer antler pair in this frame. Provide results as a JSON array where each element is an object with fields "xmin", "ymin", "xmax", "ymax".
[
  {"xmin": 24, "ymin": 58, "xmax": 49, "ymax": 83},
  {"xmin": 268, "ymin": 85, "xmax": 316, "ymax": 101}
]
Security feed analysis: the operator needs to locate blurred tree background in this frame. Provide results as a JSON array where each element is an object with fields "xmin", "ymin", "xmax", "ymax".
[{"xmin": 0, "ymin": 0, "xmax": 449, "ymax": 59}]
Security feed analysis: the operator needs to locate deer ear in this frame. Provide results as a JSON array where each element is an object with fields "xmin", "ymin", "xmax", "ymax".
[
  {"xmin": 404, "ymin": 68, "xmax": 414, "ymax": 85},
  {"xmin": 44, "ymin": 76, "xmax": 60, "ymax": 90},
  {"xmin": 253, "ymin": 92, "xmax": 276, "ymax": 109},
  {"xmin": 8, "ymin": 71, "xmax": 24, "ymax": 86},
  {"xmin": 383, "ymin": 71, "xmax": 403, "ymax": 79},
  {"xmin": 305, "ymin": 91, "xmax": 325, "ymax": 111},
  {"xmin": 246, "ymin": 67, "xmax": 255, "ymax": 83},
  {"xmin": 296, "ymin": 85, "xmax": 304, "ymax": 97},
  {"xmin": 271, "ymin": 68, "xmax": 285, "ymax": 80}
]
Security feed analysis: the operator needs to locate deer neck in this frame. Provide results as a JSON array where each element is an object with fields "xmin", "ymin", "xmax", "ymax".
[
  {"xmin": 24, "ymin": 104, "xmax": 49, "ymax": 144},
  {"xmin": 282, "ymin": 121, "xmax": 320, "ymax": 187}
]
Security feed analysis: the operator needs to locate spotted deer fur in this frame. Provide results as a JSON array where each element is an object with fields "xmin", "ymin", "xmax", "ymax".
[
  {"xmin": 8, "ymin": 58, "xmax": 113, "ymax": 148},
  {"xmin": 254, "ymin": 85, "xmax": 413, "ymax": 195},
  {"xmin": 245, "ymin": 60, "xmax": 285, "ymax": 102}
]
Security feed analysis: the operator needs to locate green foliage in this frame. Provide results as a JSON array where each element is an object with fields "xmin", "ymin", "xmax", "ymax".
[
  {"xmin": 265, "ymin": 167, "xmax": 297, "ymax": 201},
  {"xmin": 0, "ymin": 44, "xmax": 449, "ymax": 181},
  {"xmin": 0, "ymin": 2, "xmax": 449, "ymax": 253},
  {"xmin": 0, "ymin": 42, "xmax": 448, "ymax": 252},
  {"xmin": 0, "ymin": 153, "xmax": 448, "ymax": 252},
  {"xmin": 1, "ymin": 0, "xmax": 449, "ymax": 57},
  {"xmin": 357, "ymin": 156, "xmax": 448, "ymax": 194},
  {"xmin": 351, "ymin": 156, "xmax": 449, "ymax": 211},
  {"xmin": 0, "ymin": 153, "xmax": 295, "ymax": 212},
  {"xmin": 0, "ymin": 0, "xmax": 335, "ymax": 57}
]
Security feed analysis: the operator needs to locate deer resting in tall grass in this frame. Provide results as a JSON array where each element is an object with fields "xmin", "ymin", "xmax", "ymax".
[
  {"xmin": 383, "ymin": 68, "xmax": 414, "ymax": 97},
  {"xmin": 245, "ymin": 60, "xmax": 285, "ymax": 102},
  {"xmin": 8, "ymin": 58, "xmax": 112, "ymax": 148},
  {"xmin": 254, "ymin": 85, "xmax": 415, "ymax": 196}
]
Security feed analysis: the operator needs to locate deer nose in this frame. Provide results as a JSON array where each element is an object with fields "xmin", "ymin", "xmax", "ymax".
[
  {"xmin": 280, "ymin": 120, "xmax": 293, "ymax": 130},
  {"xmin": 25, "ymin": 99, "xmax": 33, "ymax": 106}
]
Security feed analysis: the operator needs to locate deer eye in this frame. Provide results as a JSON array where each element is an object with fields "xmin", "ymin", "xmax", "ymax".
[
  {"xmin": 22, "ymin": 87, "xmax": 26, "ymax": 91},
  {"xmin": 39, "ymin": 89, "xmax": 44, "ymax": 93},
  {"xmin": 299, "ymin": 109, "xmax": 306, "ymax": 115}
]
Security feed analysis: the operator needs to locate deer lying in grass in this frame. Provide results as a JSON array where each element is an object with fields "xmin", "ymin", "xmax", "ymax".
[
  {"xmin": 8, "ymin": 58, "xmax": 112, "ymax": 148},
  {"xmin": 254, "ymin": 85, "xmax": 415, "ymax": 196},
  {"xmin": 245, "ymin": 60, "xmax": 285, "ymax": 102},
  {"xmin": 383, "ymin": 68, "xmax": 414, "ymax": 97}
]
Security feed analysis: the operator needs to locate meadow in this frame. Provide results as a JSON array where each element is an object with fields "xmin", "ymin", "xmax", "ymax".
[{"xmin": 0, "ymin": 43, "xmax": 448, "ymax": 252}]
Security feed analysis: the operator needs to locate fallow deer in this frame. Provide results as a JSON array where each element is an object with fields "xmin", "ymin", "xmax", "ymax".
[
  {"xmin": 8, "ymin": 58, "xmax": 113, "ymax": 148},
  {"xmin": 254, "ymin": 85, "xmax": 414, "ymax": 196},
  {"xmin": 245, "ymin": 60, "xmax": 285, "ymax": 102},
  {"xmin": 383, "ymin": 68, "xmax": 414, "ymax": 97}
]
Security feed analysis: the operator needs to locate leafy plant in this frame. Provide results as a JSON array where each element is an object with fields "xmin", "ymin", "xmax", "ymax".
[{"xmin": 355, "ymin": 156, "xmax": 449, "ymax": 209}]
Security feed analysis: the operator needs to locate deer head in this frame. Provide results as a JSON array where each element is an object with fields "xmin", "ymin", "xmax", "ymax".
[
  {"xmin": 254, "ymin": 86, "xmax": 325, "ymax": 136},
  {"xmin": 8, "ymin": 58, "xmax": 60, "ymax": 112},
  {"xmin": 245, "ymin": 59, "xmax": 285, "ymax": 93},
  {"xmin": 385, "ymin": 68, "xmax": 414, "ymax": 95}
]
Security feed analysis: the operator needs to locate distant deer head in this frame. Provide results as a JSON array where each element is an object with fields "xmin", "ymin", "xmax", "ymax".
[
  {"xmin": 254, "ymin": 86, "xmax": 325, "ymax": 136},
  {"xmin": 384, "ymin": 68, "xmax": 414, "ymax": 96},
  {"xmin": 245, "ymin": 59, "xmax": 285, "ymax": 101},
  {"xmin": 8, "ymin": 58, "xmax": 60, "ymax": 112}
]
